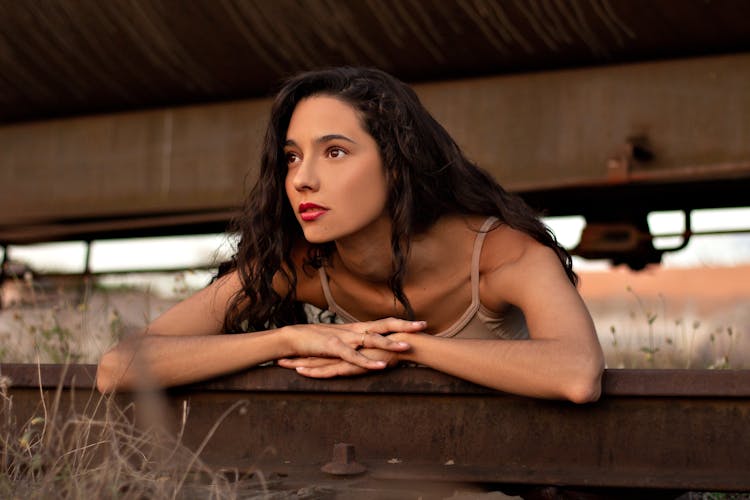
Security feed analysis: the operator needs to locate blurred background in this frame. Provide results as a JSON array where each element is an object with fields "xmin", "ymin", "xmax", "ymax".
[{"xmin": 1, "ymin": 0, "xmax": 748, "ymax": 368}]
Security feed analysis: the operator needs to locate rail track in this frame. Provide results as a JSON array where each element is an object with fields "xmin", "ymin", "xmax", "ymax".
[{"xmin": 3, "ymin": 363, "xmax": 749, "ymax": 497}]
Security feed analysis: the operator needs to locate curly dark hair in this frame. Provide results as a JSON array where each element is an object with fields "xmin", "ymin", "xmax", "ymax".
[{"xmin": 220, "ymin": 67, "xmax": 576, "ymax": 333}]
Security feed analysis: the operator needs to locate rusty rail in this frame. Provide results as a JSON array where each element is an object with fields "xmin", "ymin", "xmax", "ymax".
[{"xmin": 2, "ymin": 363, "xmax": 749, "ymax": 494}]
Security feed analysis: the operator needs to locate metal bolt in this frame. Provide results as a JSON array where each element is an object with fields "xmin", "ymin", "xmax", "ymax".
[{"xmin": 321, "ymin": 443, "xmax": 366, "ymax": 475}]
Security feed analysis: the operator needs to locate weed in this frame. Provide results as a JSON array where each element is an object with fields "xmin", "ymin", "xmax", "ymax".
[
  {"xmin": 0, "ymin": 271, "xmax": 191, "ymax": 364},
  {"xmin": 0, "ymin": 365, "xmax": 254, "ymax": 499},
  {"xmin": 707, "ymin": 326, "xmax": 737, "ymax": 370},
  {"xmin": 602, "ymin": 287, "xmax": 743, "ymax": 369},
  {"xmin": 627, "ymin": 286, "xmax": 660, "ymax": 367}
]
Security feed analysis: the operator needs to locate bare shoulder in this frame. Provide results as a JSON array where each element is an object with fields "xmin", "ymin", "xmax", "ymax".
[
  {"xmin": 479, "ymin": 223, "xmax": 558, "ymax": 273},
  {"xmin": 478, "ymin": 224, "xmax": 598, "ymax": 346},
  {"xmin": 479, "ymin": 224, "xmax": 573, "ymax": 309}
]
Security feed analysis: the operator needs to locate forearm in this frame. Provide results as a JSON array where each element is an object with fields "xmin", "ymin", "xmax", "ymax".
[
  {"xmin": 96, "ymin": 329, "xmax": 293, "ymax": 393},
  {"xmin": 97, "ymin": 316, "xmax": 418, "ymax": 392},
  {"xmin": 393, "ymin": 334, "xmax": 604, "ymax": 403}
]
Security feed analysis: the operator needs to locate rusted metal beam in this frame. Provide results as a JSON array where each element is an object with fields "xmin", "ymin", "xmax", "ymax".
[
  {"xmin": 0, "ymin": 209, "xmax": 235, "ymax": 245},
  {"xmin": 2, "ymin": 53, "xmax": 750, "ymax": 235},
  {"xmin": 2, "ymin": 363, "xmax": 749, "ymax": 492}
]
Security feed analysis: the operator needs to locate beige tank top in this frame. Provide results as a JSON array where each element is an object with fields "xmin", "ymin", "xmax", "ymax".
[{"xmin": 318, "ymin": 217, "xmax": 529, "ymax": 340}]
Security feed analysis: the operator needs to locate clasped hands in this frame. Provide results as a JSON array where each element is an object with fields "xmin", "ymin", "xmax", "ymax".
[{"xmin": 277, "ymin": 317, "xmax": 426, "ymax": 378}]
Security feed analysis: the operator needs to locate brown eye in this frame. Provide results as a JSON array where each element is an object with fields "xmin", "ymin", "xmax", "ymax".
[
  {"xmin": 285, "ymin": 151, "xmax": 300, "ymax": 165},
  {"xmin": 328, "ymin": 147, "xmax": 347, "ymax": 158}
]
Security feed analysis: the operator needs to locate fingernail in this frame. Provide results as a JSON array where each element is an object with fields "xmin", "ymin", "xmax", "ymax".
[
  {"xmin": 397, "ymin": 342, "xmax": 410, "ymax": 347},
  {"xmin": 412, "ymin": 321, "xmax": 426, "ymax": 326},
  {"xmin": 375, "ymin": 361, "xmax": 386, "ymax": 367},
  {"xmin": 295, "ymin": 367, "xmax": 306, "ymax": 372}
]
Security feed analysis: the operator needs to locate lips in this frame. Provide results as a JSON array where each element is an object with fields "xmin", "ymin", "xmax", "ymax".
[{"xmin": 298, "ymin": 202, "xmax": 328, "ymax": 221}]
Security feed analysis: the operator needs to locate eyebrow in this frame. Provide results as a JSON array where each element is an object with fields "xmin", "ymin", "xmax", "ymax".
[{"xmin": 284, "ymin": 134, "xmax": 358, "ymax": 147}]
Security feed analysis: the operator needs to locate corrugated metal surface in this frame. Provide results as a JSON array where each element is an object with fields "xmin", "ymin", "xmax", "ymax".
[{"xmin": 2, "ymin": 0, "xmax": 750, "ymax": 124}]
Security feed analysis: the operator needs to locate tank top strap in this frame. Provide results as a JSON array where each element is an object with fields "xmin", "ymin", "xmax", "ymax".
[
  {"xmin": 434, "ymin": 215, "xmax": 499, "ymax": 338},
  {"xmin": 318, "ymin": 266, "xmax": 335, "ymax": 309},
  {"xmin": 318, "ymin": 266, "xmax": 359, "ymax": 323},
  {"xmin": 471, "ymin": 216, "xmax": 500, "ymax": 302}
]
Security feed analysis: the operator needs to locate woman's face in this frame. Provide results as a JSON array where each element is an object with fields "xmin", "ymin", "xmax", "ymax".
[{"xmin": 284, "ymin": 95, "xmax": 389, "ymax": 244}]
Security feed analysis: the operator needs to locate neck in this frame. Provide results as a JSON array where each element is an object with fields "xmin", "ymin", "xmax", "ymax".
[
  {"xmin": 333, "ymin": 214, "xmax": 394, "ymax": 283},
  {"xmin": 332, "ymin": 214, "xmax": 469, "ymax": 285}
]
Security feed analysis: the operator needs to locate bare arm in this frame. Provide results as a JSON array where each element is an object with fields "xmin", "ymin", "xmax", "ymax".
[
  {"xmin": 281, "ymin": 242, "xmax": 604, "ymax": 403},
  {"xmin": 395, "ymin": 244, "xmax": 604, "ymax": 402},
  {"xmin": 96, "ymin": 272, "xmax": 421, "ymax": 392}
]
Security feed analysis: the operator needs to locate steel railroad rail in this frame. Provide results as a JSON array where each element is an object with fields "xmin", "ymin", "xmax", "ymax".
[{"xmin": 3, "ymin": 364, "xmax": 749, "ymax": 496}]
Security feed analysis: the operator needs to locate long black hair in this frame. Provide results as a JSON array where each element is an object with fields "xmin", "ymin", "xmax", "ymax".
[{"xmin": 220, "ymin": 67, "xmax": 576, "ymax": 332}]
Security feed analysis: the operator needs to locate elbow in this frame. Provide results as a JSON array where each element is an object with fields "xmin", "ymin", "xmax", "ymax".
[
  {"xmin": 96, "ymin": 349, "xmax": 130, "ymax": 394},
  {"xmin": 96, "ymin": 377, "xmax": 115, "ymax": 395},
  {"xmin": 564, "ymin": 352, "xmax": 605, "ymax": 404},
  {"xmin": 565, "ymin": 376, "xmax": 602, "ymax": 404}
]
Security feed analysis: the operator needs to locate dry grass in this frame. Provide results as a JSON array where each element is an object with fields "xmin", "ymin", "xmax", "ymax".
[
  {"xmin": 580, "ymin": 265, "xmax": 749, "ymax": 370},
  {"xmin": 0, "ymin": 273, "xmax": 269, "ymax": 499},
  {"xmin": 0, "ymin": 365, "xmax": 269, "ymax": 499},
  {"xmin": 599, "ymin": 287, "xmax": 742, "ymax": 370},
  {"xmin": 0, "ymin": 272, "xmax": 183, "ymax": 364}
]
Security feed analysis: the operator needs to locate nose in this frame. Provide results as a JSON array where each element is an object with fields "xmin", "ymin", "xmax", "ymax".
[{"xmin": 290, "ymin": 157, "xmax": 320, "ymax": 192}]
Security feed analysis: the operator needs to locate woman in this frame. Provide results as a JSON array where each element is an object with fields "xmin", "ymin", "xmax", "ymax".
[{"xmin": 97, "ymin": 67, "xmax": 604, "ymax": 402}]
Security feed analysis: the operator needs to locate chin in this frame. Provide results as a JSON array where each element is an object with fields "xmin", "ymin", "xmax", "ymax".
[
  {"xmin": 304, "ymin": 235, "xmax": 333, "ymax": 244},
  {"xmin": 301, "ymin": 229, "xmax": 336, "ymax": 244}
]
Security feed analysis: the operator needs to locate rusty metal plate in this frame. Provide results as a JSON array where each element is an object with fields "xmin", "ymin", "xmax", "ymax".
[
  {"xmin": 2, "ymin": 53, "xmax": 750, "ymax": 232},
  {"xmin": 2, "ymin": 364, "xmax": 749, "ymax": 491}
]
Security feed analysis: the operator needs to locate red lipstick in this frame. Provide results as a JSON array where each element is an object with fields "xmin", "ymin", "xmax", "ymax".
[{"xmin": 298, "ymin": 202, "xmax": 328, "ymax": 221}]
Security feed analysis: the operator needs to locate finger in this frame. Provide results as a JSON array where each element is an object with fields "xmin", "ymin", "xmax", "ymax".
[
  {"xmin": 278, "ymin": 357, "xmax": 338, "ymax": 369},
  {"xmin": 338, "ymin": 348, "xmax": 388, "ymax": 370},
  {"xmin": 362, "ymin": 333, "xmax": 411, "ymax": 351},
  {"xmin": 352, "ymin": 318, "xmax": 424, "ymax": 350},
  {"xmin": 296, "ymin": 363, "xmax": 367, "ymax": 378},
  {"xmin": 367, "ymin": 318, "xmax": 427, "ymax": 335}
]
